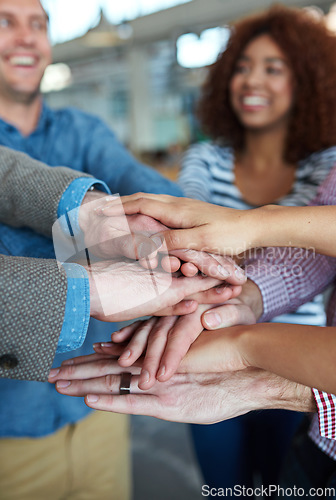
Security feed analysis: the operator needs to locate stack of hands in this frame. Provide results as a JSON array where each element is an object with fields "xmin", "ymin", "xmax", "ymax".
[{"xmin": 48, "ymin": 193, "xmax": 317, "ymax": 423}]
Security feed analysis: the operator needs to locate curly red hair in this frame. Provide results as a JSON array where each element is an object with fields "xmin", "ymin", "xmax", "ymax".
[{"xmin": 198, "ymin": 5, "xmax": 336, "ymax": 163}]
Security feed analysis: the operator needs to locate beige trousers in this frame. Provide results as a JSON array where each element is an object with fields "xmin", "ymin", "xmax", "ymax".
[{"xmin": 0, "ymin": 411, "xmax": 130, "ymax": 500}]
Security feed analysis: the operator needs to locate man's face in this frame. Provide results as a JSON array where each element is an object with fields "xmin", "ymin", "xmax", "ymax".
[{"xmin": 0, "ymin": 0, "xmax": 51, "ymax": 102}]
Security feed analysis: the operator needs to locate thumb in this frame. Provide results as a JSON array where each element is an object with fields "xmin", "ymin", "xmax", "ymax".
[
  {"xmin": 201, "ymin": 302, "xmax": 256, "ymax": 330},
  {"xmin": 152, "ymin": 227, "xmax": 204, "ymax": 252},
  {"xmin": 98, "ymin": 233, "xmax": 159, "ymax": 260}
]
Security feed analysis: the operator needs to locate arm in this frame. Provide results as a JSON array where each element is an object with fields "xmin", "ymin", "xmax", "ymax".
[
  {"xmin": 49, "ymin": 357, "xmax": 316, "ymax": 423},
  {"xmin": 178, "ymin": 323, "xmax": 336, "ymax": 396},
  {"xmin": 0, "ymin": 145, "xmax": 92, "ymax": 237},
  {"xmin": 96, "ymin": 164, "xmax": 336, "ymax": 257},
  {"xmin": 0, "ymin": 254, "xmax": 68, "ymax": 381},
  {"xmin": 96, "ymin": 196, "xmax": 336, "ymax": 257}
]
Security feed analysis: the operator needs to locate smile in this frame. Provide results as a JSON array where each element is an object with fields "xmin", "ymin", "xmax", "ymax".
[
  {"xmin": 8, "ymin": 55, "xmax": 36, "ymax": 67},
  {"xmin": 242, "ymin": 96, "xmax": 269, "ymax": 106}
]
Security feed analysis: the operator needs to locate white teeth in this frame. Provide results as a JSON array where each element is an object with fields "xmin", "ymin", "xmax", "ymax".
[
  {"xmin": 242, "ymin": 96, "xmax": 268, "ymax": 106},
  {"xmin": 9, "ymin": 56, "xmax": 35, "ymax": 66}
]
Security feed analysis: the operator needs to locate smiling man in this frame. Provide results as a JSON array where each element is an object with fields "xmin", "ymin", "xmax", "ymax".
[{"xmin": 0, "ymin": 0, "xmax": 51, "ymax": 131}]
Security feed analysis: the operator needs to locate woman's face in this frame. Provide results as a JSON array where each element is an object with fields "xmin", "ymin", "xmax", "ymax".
[{"xmin": 229, "ymin": 34, "xmax": 294, "ymax": 131}]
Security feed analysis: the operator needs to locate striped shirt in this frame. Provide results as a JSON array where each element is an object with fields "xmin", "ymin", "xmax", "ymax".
[
  {"xmin": 179, "ymin": 142, "xmax": 336, "ymax": 325},
  {"xmin": 246, "ymin": 166, "xmax": 336, "ymax": 456}
]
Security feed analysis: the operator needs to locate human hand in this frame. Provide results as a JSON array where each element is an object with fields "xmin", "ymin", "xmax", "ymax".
[
  {"xmin": 49, "ymin": 358, "xmax": 281, "ymax": 424},
  {"xmin": 93, "ymin": 305, "xmax": 206, "ymax": 389},
  {"xmin": 87, "ymin": 259, "xmax": 223, "ymax": 322},
  {"xmin": 78, "ymin": 191, "xmax": 167, "ymax": 262},
  {"xmin": 92, "ymin": 282, "xmax": 243, "ymax": 388},
  {"xmin": 201, "ymin": 279, "xmax": 263, "ymax": 328},
  {"xmin": 162, "ymin": 249, "xmax": 247, "ymax": 282},
  {"xmin": 94, "ymin": 193, "xmax": 261, "ymax": 256},
  {"xmin": 79, "ymin": 192, "xmax": 249, "ymax": 283}
]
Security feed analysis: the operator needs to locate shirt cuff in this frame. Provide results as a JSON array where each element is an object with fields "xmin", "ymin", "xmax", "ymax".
[
  {"xmin": 311, "ymin": 388, "xmax": 336, "ymax": 440},
  {"xmin": 245, "ymin": 261, "xmax": 291, "ymax": 322},
  {"xmin": 57, "ymin": 177, "xmax": 110, "ymax": 237},
  {"xmin": 56, "ymin": 263, "xmax": 91, "ymax": 353}
]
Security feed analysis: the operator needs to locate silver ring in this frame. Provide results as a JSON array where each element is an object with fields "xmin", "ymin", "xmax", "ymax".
[{"xmin": 119, "ymin": 372, "xmax": 132, "ymax": 395}]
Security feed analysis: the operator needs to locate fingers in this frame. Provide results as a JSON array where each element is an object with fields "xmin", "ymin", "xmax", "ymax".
[
  {"xmin": 118, "ymin": 233, "xmax": 159, "ymax": 260},
  {"xmin": 179, "ymin": 262, "xmax": 199, "ymax": 277},
  {"xmin": 110, "ymin": 321, "xmax": 143, "ymax": 343},
  {"xmin": 84, "ymin": 394, "xmax": 162, "ymax": 418},
  {"xmin": 157, "ymin": 228, "xmax": 205, "ymax": 252},
  {"xmin": 137, "ymin": 316, "xmax": 178, "ymax": 390},
  {"xmin": 187, "ymin": 285, "xmax": 242, "ymax": 305},
  {"xmin": 60, "ymin": 353, "xmax": 114, "ymax": 366},
  {"xmin": 117, "ymin": 317, "xmax": 158, "ymax": 367},
  {"xmin": 155, "ymin": 299, "xmax": 198, "ymax": 316},
  {"xmin": 48, "ymin": 358, "xmax": 141, "ymax": 383},
  {"xmin": 156, "ymin": 309, "xmax": 204, "ymax": 382},
  {"xmin": 161, "ymin": 255, "xmax": 181, "ymax": 273},
  {"xmin": 55, "ymin": 373, "xmax": 142, "ymax": 397},
  {"xmin": 93, "ymin": 342, "xmax": 125, "ymax": 357},
  {"xmin": 138, "ymin": 255, "xmax": 159, "ymax": 270},
  {"xmin": 96, "ymin": 195, "xmax": 176, "ymax": 225},
  {"xmin": 168, "ymin": 249, "xmax": 246, "ymax": 284},
  {"xmin": 201, "ymin": 300, "xmax": 257, "ymax": 330}
]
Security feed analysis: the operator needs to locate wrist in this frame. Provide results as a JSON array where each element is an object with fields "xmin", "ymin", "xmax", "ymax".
[
  {"xmin": 85, "ymin": 266, "xmax": 100, "ymax": 318},
  {"xmin": 79, "ymin": 188, "xmax": 107, "ymax": 234},
  {"xmin": 250, "ymin": 370, "xmax": 316, "ymax": 413},
  {"xmin": 239, "ymin": 279, "xmax": 263, "ymax": 320},
  {"xmin": 248, "ymin": 205, "xmax": 281, "ymax": 248}
]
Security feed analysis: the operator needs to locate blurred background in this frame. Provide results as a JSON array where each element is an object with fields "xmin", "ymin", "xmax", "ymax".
[
  {"xmin": 41, "ymin": 0, "xmax": 336, "ymax": 181},
  {"xmin": 40, "ymin": 1, "xmax": 336, "ymax": 498}
]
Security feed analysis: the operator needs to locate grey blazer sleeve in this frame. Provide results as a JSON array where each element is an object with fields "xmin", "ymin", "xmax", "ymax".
[
  {"xmin": 0, "ymin": 145, "xmax": 92, "ymax": 237},
  {"xmin": 0, "ymin": 255, "xmax": 67, "ymax": 381},
  {"xmin": 0, "ymin": 146, "xmax": 93, "ymax": 381}
]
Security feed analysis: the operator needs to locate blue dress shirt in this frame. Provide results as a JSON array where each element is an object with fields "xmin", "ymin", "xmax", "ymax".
[{"xmin": 57, "ymin": 177, "xmax": 110, "ymax": 353}]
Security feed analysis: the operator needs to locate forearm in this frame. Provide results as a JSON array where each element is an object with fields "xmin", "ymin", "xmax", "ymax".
[
  {"xmin": 0, "ymin": 254, "xmax": 67, "ymax": 380},
  {"xmin": 245, "ymin": 369, "xmax": 316, "ymax": 413},
  {"xmin": 0, "ymin": 146, "xmax": 92, "ymax": 237},
  {"xmin": 238, "ymin": 323, "xmax": 336, "ymax": 395},
  {"xmin": 248, "ymin": 205, "xmax": 336, "ymax": 256}
]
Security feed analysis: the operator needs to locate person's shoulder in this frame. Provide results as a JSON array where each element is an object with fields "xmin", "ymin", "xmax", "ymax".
[
  {"xmin": 185, "ymin": 141, "xmax": 231, "ymax": 158},
  {"xmin": 49, "ymin": 106, "xmax": 112, "ymax": 132},
  {"xmin": 301, "ymin": 145, "xmax": 336, "ymax": 165}
]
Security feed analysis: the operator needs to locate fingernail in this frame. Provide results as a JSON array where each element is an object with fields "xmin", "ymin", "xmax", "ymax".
[
  {"xmin": 150, "ymin": 235, "xmax": 164, "ymax": 249},
  {"xmin": 215, "ymin": 285, "xmax": 227, "ymax": 294},
  {"xmin": 203, "ymin": 312, "xmax": 221, "ymax": 328},
  {"xmin": 56, "ymin": 380, "xmax": 71, "ymax": 388},
  {"xmin": 235, "ymin": 267, "xmax": 246, "ymax": 280},
  {"xmin": 87, "ymin": 395, "xmax": 99, "ymax": 403},
  {"xmin": 184, "ymin": 300, "xmax": 195, "ymax": 308},
  {"xmin": 119, "ymin": 350, "xmax": 131, "ymax": 361},
  {"xmin": 100, "ymin": 342, "xmax": 113, "ymax": 348},
  {"xmin": 218, "ymin": 265, "xmax": 230, "ymax": 278},
  {"xmin": 157, "ymin": 366, "xmax": 166, "ymax": 379},
  {"xmin": 62, "ymin": 359, "xmax": 74, "ymax": 366},
  {"xmin": 49, "ymin": 368, "xmax": 60, "ymax": 378},
  {"xmin": 140, "ymin": 370, "xmax": 150, "ymax": 384}
]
